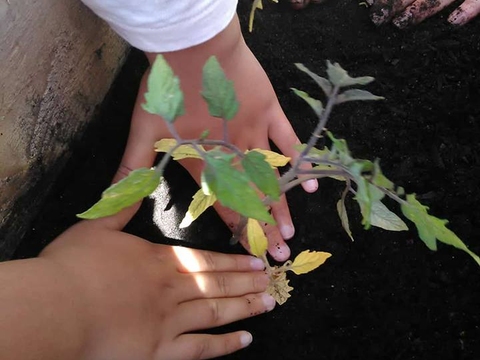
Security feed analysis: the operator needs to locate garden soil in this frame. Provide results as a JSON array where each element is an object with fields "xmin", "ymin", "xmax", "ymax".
[{"xmin": 15, "ymin": 1, "xmax": 480, "ymax": 359}]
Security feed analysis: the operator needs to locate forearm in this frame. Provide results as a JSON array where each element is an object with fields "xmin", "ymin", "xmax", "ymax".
[
  {"xmin": 0, "ymin": 258, "xmax": 88, "ymax": 360},
  {"xmin": 143, "ymin": 14, "xmax": 256, "ymax": 110}
]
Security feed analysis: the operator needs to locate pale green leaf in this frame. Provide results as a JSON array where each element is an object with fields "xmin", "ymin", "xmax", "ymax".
[
  {"xmin": 201, "ymin": 56, "xmax": 238, "ymax": 120},
  {"xmin": 242, "ymin": 151, "xmax": 280, "ymax": 201},
  {"xmin": 291, "ymin": 88, "xmax": 323, "ymax": 117},
  {"xmin": 369, "ymin": 201, "xmax": 408, "ymax": 231},
  {"xmin": 203, "ymin": 151, "xmax": 274, "ymax": 223},
  {"xmin": 289, "ymin": 250, "xmax": 332, "ymax": 275},
  {"xmin": 141, "ymin": 55, "xmax": 184, "ymax": 122},
  {"xmin": 401, "ymin": 194, "xmax": 480, "ymax": 266},
  {"xmin": 77, "ymin": 168, "xmax": 161, "ymax": 219},
  {"xmin": 247, "ymin": 218, "xmax": 268, "ymax": 257},
  {"xmin": 179, "ymin": 189, "xmax": 217, "ymax": 228},
  {"xmin": 326, "ymin": 60, "xmax": 375, "ymax": 87},
  {"xmin": 336, "ymin": 89, "xmax": 384, "ymax": 104},
  {"xmin": 294, "ymin": 63, "xmax": 332, "ymax": 96}
]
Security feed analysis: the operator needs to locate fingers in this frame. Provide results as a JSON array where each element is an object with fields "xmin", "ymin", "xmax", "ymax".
[
  {"xmin": 177, "ymin": 271, "xmax": 269, "ymax": 300},
  {"xmin": 448, "ymin": 0, "xmax": 480, "ymax": 25},
  {"xmin": 267, "ymin": 109, "xmax": 318, "ymax": 194},
  {"xmin": 171, "ymin": 246, "xmax": 266, "ymax": 273},
  {"xmin": 112, "ymin": 70, "xmax": 161, "ymax": 184},
  {"xmin": 370, "ymin": 0, "xmax": 416, "ymax": 25},
  {"xmin": 169, "ymin": 331, "xmax": 252, "ymax": 360},
  {"xmin": 238, "ymin": 220, "xmax": 291, "ymax": 261},
  {"xmin": 392, "ymin": 0, "xmax": 456, "ymax": 28},
  {"xmin": 174, "ymin": 292, "xmax": 275, "ymax": 333}
]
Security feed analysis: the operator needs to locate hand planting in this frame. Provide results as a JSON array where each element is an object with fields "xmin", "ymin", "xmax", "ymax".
[{"xmin": 78, "ymin": 55, "xmax": 479, "ymax": 305}]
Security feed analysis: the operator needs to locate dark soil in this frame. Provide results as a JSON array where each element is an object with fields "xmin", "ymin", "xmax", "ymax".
[{"xmin": 15, "ymin": 0, "xmax": 480, "ymax": 359}]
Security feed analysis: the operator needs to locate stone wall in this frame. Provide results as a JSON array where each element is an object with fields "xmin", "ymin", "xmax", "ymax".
[{"xmin": 0, "ymin": 0, "xmax": 129, "ymax": 260}]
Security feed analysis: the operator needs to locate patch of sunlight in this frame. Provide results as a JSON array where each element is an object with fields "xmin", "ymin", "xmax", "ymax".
[
  {"xmin": 173, "ymin": 246, "xmax": 207, "ymax": 293},
  {"xmin": 149, "ymin": 181, "xmax": 185, "ymax": 239}
]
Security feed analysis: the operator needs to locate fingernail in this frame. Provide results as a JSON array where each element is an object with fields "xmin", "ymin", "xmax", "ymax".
[
  {"xmin": 280, "ymin": 225, "xmax": 295, "ymax": 240},
  {"xmin": 303, "ymin": 179, "xmax": 318, "ymax": 193},
  {"xmin": 250, "ymin": 257, "xmax": 265, "ymax": 270},
  {"xmin": 448, "ymin": 10, "xmax": 466, "ymax": 26},
  {"xmin": 240, "ymin": 332, "xmax": 253, "ymax": 347},
  {"xmin": 271, "ymin": 242, "xmax": 290, "ymax": 262},
  {"xmin": 261, "ymin": 293, "xmax": 276, "ymax": 311}
]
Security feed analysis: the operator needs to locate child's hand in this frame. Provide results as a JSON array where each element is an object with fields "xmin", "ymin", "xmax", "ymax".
[
  {"xmin": 115, "ymin": 15, "xmax": 318, "ymax": 262},
  {"xmin": 38, "ymin": 218, "xmax": 274, "ymax": 359}
]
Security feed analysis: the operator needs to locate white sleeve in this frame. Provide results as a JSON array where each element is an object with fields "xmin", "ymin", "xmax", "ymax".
[{"xmin": 81, "ymin": 0, "xmax": 238, "ymax": 53}]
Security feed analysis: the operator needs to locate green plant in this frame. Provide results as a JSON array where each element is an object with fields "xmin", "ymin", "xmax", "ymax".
[{"xmin": 77, "ymin": 55, "xmax": 479, "ymax": 305}]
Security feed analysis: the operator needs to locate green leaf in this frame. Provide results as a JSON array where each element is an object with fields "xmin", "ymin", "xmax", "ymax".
[
  {"xmin": 202, "ymin": 56, "xmax": 239, "ymax": 120},
  {"xmin": 369, "ymin": 201, "xmax": 408, "ymax": 231},
  {"xmin": 242, "ymin": 151, "xmax": 280, "ymax": 201},
  {"xmin": 371, "ymin": 160, "xmax": 394, "ymax": 190},
  {"xmin": 327, "ymin": 132, "xmax": 354, "ymax": 165},
  {"xmin": 294, "ymin": 63, "xmax": 332, "ymax": 96},
  {"xmin": 247, "ymin": 149, "xmax": 290, "ymax": 167},
  {"xmin": 77, "ymin": 168, "xmax": 161, "ymax": 219},
  {"xmin": 401, "ymin": 194, "xmax": 480, "ymax": 266},
  {"xmin": 294, "ymin": 144, "xmax": 330, "ymax": 159},
  {"xmin": 291, "ymin": 88, "xmax": 324, "ymax": 117},
  {"xmin": 179, "ymin": 189, "xmax": 217, "ymax": 228},
  {"xmin": 202, "ymin": 151, "xmax": 274, "ymax": 224},
  {"xmin": 326, "ymin": 60, "xmax": 375, "ymax": 87},
  {"xmin": 141, "ymin": 55, "xmax": 184, "ymax": 122},
  {"xmin": 336, "ymin": 89, "xmax": 384, "ymax": 104},
  {"xmin": 350, "ymin": 162, "xmax": 384, "ymax": 229}
]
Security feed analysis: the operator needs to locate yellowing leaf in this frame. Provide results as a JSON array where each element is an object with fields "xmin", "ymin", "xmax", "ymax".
[
  {"xmin": 337, "ymin": 199, "xmax": 354, "ymax": 241},
  {"xmin": 247, "ymin": 149, "xmax": 290, "ymax": 167},
  {"xmin": 154, "ymin": 138, "xmax": 204, "ymax": 160},
  {"xmin": 267, "ymin": 270, "xmax": 294, "ymax": 305},
  {"xmin": 179, "ymin": 189, "xmax": 217, "ymax": 228},
  {"xmin": 249, "ymin": 0, "xmax": 263, "ymax": 32},
  {"xmin": 247, "ymin": 218, "xmax": 268, "ymax": 257},
  {"xmin": 289, "ymin": 250, "xmax": 332, "ymax": 275}
]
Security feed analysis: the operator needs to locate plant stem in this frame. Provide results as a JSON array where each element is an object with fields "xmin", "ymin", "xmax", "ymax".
[
  {"xmin": 279, "ymin": 85, "xmax": 341, "ymax": 188},
  {"xmin": 222, "ymin": 119, "xmax": 229, "ymax": 143}
]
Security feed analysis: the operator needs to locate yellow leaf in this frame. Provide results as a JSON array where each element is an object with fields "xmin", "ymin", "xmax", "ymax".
[
  {"xmin": 289, "ymin": 250, "xmax": 332, "ymax": 275},
  {"xmin": 247, "ymin": 149, "xmax": 291, "ymax": 168},
  {"xmin": 154, "ymin": 138, "xmax": 204, "ymax": 160},
  {"xmin": 249, "ymin": 0, "xmax": 263, "ymax": 32},
  {"xmin": 247, "ymin": 218, "xmax": 268, "ymax": 257},
  {"xmin": 267, "ymin": 270, "xmax": 294, "ymax": 305},
  {"xmin": 179, "ymin": 189, "xmax": 217, "ymax": 228}
]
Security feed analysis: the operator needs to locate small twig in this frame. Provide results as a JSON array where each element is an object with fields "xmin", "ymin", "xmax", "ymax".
[{"xmin": 222, "ymin": 119, "xmax": 229, "ymax": 144}]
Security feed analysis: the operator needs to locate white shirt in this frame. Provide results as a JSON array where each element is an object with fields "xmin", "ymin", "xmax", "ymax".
[{"xmin": 81, "ymin": 0, "xmax": 238, "ymax": 52}]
